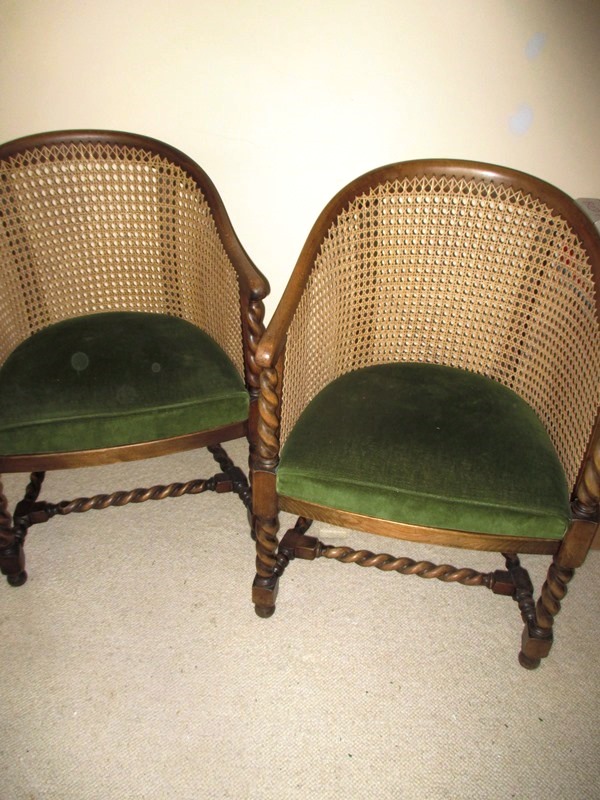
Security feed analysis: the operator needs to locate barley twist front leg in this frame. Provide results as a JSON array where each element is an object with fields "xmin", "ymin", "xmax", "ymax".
[
  {"xmin": 519, "ymin": 432, "xmax": 600, "ymax": 669},
  {"xmin": 252, "ymin": 509, "xmax": 280, "ymax": 617},
  {"xmin": 537, "ymin": 562, "xmax": 574, "ymax": 630},
  {"xmin": 518, "ymin": 557, "xmax": 573, "ymax": 670},
  {"xmin": 519, "ymin": 503, "xmax": 597, "ymax": 669}
]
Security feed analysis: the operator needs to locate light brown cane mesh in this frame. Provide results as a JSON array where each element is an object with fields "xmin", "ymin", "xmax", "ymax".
[
  {"xmin": 281, "ymin": 175, "xmax": 600, "ymax": 492},
  {"xmin": 0, "ymin": 142, "xmax": 244, "ymax": 376}
]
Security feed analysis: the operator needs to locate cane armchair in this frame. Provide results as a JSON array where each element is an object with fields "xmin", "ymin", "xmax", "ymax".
[
  {"xmin": 251, "ymin": 159, "xmax": 600, "ymax": 669},
  {"xmin": 0, "ymin": 130, "xmax": 268, "ymax": 587}
]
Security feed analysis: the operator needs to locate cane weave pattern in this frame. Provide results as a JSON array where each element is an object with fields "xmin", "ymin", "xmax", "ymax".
[
  {"xmin": 0, "ymin": 142, "xmax": 244, "ymax": 376},
  {"xmin": 281, "ymin": 175, "xmax": 600, "ymax": 491}
]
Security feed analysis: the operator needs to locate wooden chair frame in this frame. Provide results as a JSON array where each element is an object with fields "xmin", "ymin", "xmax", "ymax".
[
  {"xmin": 0, "ymin": 130, "xmax": 268, "ymax": 586},
  {"xmin": 250, "ymin": 159, "xmax": 600, "ymax": 669}
]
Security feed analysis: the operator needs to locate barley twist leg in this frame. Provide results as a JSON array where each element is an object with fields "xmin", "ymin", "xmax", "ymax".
[
  {"xmin": 518, "ymin": 445, "xmax": 600, "ymax": 669},
  {"xmin": 251, "ymin": 366, "xmax": 282, "ymax": 617},
  {"xmin": 537, "ymin": 562, "xmax": 574, "ymax": 629},
  {"xmin": 252, "ymin": 512, "xmax": 280, "ymax": 617},
  {"xmin": 243, "ymin": 298, "xmax": 267, "ymax": 535},
  {"xmin": 245, "ymin": 298, "xmax": 265, "ymax": 398},
  {"xmin": 518, "ymin": 557, "xmax": 573, "ymax": 670},
  {"xmin": 0, "ymin": 478, "xmax": 27, "ymax": 587}
]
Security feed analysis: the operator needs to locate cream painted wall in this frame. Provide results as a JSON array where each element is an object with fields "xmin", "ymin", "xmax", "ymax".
[{"xmin": 1, "ymin": 0, "xmax": 599, "ymax": 312}]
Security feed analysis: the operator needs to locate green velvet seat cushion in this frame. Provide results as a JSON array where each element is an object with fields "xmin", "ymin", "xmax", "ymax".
[
  {"xmin": 278, "ymin": 363, "xmax": 570, "ymax": 539},
  {"xmin": 0, "ymin": 311, "xmax": 249, "ymax": 455}
]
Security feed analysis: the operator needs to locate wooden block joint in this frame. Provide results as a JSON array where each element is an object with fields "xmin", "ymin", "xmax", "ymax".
[{"xmin": 279, "ymin": 530, "xmax": 322, "ymax": 560}]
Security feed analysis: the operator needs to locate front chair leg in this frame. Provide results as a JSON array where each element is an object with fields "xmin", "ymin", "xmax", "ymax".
[
  {"xmin": 518, "ymin": 515, "xmax": 596, "ymax": 669},
  {"xmin": 0, "ymin": 478, "xmax": 27, "ymax": 587},
  {"xmin": 519, "ymin": 556, "xmax": 572, "ymax": 669},
  {"xmin": 252, "ymin": 510, "xmax": 280, "ymax": 617}
]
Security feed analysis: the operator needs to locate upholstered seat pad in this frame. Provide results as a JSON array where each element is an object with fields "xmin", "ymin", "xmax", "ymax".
[
  {"xmin": 278, "ymin": 363, "xmax": 570, "ymax": 539},
  {"xmin": 0, "ymin": 312, "xmax": 248, "ymax": 455}
]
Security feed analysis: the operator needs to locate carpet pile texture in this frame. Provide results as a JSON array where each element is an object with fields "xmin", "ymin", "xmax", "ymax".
[{"xmin": 1, "ymin": 441, "xmax": 598, "ymax": 799}]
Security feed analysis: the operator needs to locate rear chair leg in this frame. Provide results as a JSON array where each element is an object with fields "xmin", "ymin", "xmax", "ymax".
[
  {"xmin": 0, "ymin": 477, "xmax": 27, "ymax": 587},
  {"xmin": 207, "ymin": 443, "xmax": 252, "ymax": 511},
  {"xmin": 499, "ymin": 554, "xmax": 553, "ymax": 669}
]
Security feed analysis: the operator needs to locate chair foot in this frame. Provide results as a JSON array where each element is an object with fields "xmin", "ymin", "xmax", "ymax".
[
  {"xmin": 519, "ymin": 619, "xmax": 553, "ymax": 669},
  {"xmin": 254, "ymin": 603, "xmax": 276, "ymax": 618},
  {"xmin": 252, "ymin": 522, "xmax": 318, "ymax": 617},
  {"xmin": 252, "ymin": 573, "xmax": 279, "ymax": 618},
  {"xmin": 518, "ymin": 650, "xmax": 541, "ymax": 670},
  {"xmin": 1, "ymin": 538, "xmax": 27, "ymax": 589},
  {"xmin": 7, "ymin": 570, "xmax": 27, "ymax": 587}
]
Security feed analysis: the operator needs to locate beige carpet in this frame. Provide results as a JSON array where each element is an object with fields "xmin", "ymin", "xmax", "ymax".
[{"xmin": 1, "ymin": 440, "xmax": 599, "ymax": 800}]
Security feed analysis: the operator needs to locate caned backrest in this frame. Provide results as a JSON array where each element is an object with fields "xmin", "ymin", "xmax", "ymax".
[
  {"xmin": 280, "ymin": 162, "xmax": 600, "ymax": 492},
  {"xmin": 0, "ymin": 132, "xmax": 244, "ymax": 376}
]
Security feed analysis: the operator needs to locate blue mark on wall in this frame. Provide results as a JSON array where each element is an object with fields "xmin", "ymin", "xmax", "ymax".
[
  {"xmin": 508, "ymin": 32, "xmax": 546, "ymax": 136},
  {"xmin": 525, "ymin": 32, "xmax": 546, "ymax": 60},
  {"xmin": 509, "ymin": 103, "xmax": 534, "ymax": 135}
]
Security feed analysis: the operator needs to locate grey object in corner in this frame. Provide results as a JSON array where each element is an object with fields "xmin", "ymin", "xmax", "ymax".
[{"xmin": 577, "ymin": 198, "xmax": 600, "ymax": 233}]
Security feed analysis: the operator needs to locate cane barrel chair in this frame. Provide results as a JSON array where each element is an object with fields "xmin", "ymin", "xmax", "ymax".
[
  {"xmin": 0, "ymin": 130, "xmax": 268, "ymax": 587},
  {"xmin": 251, "ymin": 159, "xmax": 600, "ymax": 668}
]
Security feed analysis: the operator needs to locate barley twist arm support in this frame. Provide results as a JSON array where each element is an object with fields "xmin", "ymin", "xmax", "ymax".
[
  {"xmin": 573, "ymin": 431, "xmax": 600, "ymax": 519},
  {"xmin": 245, "ymin": 298, "xmax": 266, "ymax": 395},
  {"xmin": 257, "ymin": 367, "xmax": 281, "ymax": 465}
]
